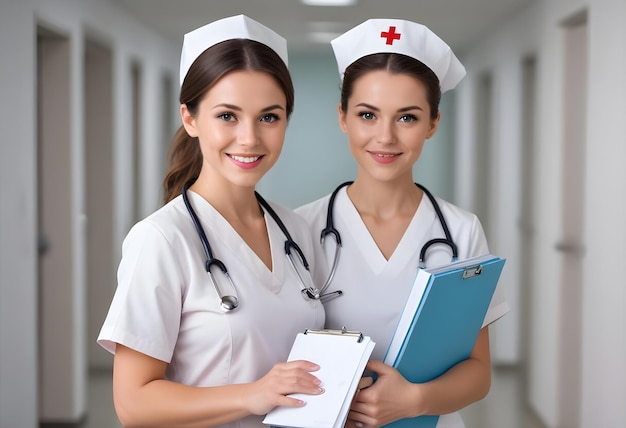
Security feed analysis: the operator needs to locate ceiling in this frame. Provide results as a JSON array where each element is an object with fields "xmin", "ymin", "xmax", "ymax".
[{"xmin": 111, "ymin": 0, "xmax": 533, "ymax": 54}]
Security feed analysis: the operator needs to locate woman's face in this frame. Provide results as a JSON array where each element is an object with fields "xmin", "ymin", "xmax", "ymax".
[
  {"xmin": 339, "ymin": 70, "xmax": 439, "ymax": 184},
  {"xmin": 181, "ymin": 70, "xmax": 288, "ymax": 189}
]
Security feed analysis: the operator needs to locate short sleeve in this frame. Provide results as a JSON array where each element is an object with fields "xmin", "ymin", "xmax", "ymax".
[{"xmin": 97, "ymin": 220, "xmax": 184, "ymax": 363}]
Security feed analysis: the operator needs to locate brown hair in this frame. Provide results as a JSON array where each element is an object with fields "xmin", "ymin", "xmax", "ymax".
[
  {"xmin": 340, "ymin": 53, "xmax": 441, "ymax": 120},
  {"xmin": 162, "ymin": 39, "xmax": 295, "ymax": 203}
]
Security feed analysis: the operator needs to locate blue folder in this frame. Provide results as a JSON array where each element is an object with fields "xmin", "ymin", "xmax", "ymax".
[{"xmin": 382, "ymin": 255, "xmax": 506, "ymax": 428}]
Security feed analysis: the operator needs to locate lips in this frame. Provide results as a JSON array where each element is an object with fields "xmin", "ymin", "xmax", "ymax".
[
  {"xmin": 227, "ymin": 153, "xmax": 264, "ymax": 169},
  {"xmin": 229, "ymin": 154, "xmax": 261, "ymax": 163},
  {"xmin": 368, "ymin": 151, "xmax": 401, "ymax": 164}
]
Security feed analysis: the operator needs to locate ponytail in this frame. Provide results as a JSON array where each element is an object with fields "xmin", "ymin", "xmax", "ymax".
[{"xmin": 162, "ymin": 125, "xmax": 202, "ymax": 204}]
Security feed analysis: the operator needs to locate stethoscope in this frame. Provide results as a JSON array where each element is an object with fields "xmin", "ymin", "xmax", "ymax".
[
  {"xmin": 318, "ymin": 181, "xmax": 459, "ymax": 293},
  {"xmin": 183, "ymin": 178, "xmax": 333, "ymax": 312}
]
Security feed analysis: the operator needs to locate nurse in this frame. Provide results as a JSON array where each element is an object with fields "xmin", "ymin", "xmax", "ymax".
[
  {"xmin": 296, "ymin": 19, "xmax": 509, "ymax": 428},
  {"xmin": 98, "ymin": 15, "xmax": 324, "ymax": 428}
]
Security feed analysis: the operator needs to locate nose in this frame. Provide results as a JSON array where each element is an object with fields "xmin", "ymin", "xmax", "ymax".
[
  {"xmin": 238, "ymin": 119, "xmax": 259, "ymax": 147},
  {"xmin": 377, "ymin": 120, "xmax": 396, "ymax": 145}
]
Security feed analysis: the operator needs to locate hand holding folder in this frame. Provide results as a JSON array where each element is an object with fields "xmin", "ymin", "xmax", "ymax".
[
  {"xmin": 263, "ymin": 328, "xmax": 375, "ymax": 428},
  {"xmin": 382, "ymin": 254, "xmax": 506, "ymax": 428}
]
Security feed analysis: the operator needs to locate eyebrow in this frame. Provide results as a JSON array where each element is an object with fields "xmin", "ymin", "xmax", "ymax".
[
  {"xmin": 355, "ymin": 102, "xmax": 424, "ymax": 113},
  {"xmin": 212, "ymin": 103, "xmax": 285, "ymax": 112}
]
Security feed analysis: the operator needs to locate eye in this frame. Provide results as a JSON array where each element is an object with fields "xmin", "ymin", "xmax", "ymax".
[
  {"xmin": 399, "ymin": 114, "xmax": 417, "ymax": 123},
  {"xmin": 260, "ymin": 113, "xmax": 280, "ymax": 123},
  {"xmin": 217, "ymin": 112, "xmax": 235, "ymax": 122},
  {"xmin": 358, "ymin": 112, "xmax": 376, "ymax": 121}
]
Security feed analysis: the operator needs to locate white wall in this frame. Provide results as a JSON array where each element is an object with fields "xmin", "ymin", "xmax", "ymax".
[
  {"xmin": 456, "ymin": 2, "xmax": 541, "ymax": 367},
  {"xmin": 460, "ymin": 0, "xmax": 626, "ymax": 426},
  {"xmin": 0, "ymin": 0, "xmax": 38, "ymax": 426},
  {"xmin": 460, "ymin": 1, "xmax": 572, "ymax": 425},
  {"xmin": 582, "ymin": 0, "xmax": 626, "ymax": 425},
  {"xmin": 0, "ymin": 0, "xmax": 179, "ymax": 425}
]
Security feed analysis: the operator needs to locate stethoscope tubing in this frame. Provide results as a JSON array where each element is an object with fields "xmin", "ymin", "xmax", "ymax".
[
  {"xmin": 183, "ymin": 177, "xmax": 321, "ymax": 311},
  {"xmin": 320, "ymin": 181, "xmax": 459, "ymax": 288},
  {"xmin": 415, "ymin": 183, "xmax": 458, "ymax": 266}
]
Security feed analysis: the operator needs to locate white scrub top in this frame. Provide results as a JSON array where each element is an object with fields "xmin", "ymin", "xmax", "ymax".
[
  {"xmin": 296, "ymin": 186, "xmax": 509, "ymax": 428},
  {"xmin": 98, "ymin": 191, "xmax": 325, "ymax": 428}
]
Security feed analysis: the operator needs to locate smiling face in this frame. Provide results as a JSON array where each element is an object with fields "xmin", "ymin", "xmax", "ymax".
[
  {"xmin": 181, "ymin": 70, "xmax": 288, "ymax": 190},
  {"xmin": 339, "ymin": 70, "xmax": 439, "ymax": 185}
]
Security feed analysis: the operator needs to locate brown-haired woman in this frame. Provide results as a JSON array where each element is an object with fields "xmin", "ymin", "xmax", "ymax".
[
  {"xmin": 98, "ymin": 15, "xmax": 324, "ymax": 428},
  {"xmin": 297, "ymin": 19, "xmax": 510, "ymax": 428}
]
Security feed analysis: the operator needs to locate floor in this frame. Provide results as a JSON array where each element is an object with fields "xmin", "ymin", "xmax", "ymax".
[
  {"xmin": 460, "ymin": 365, "xmax": 546, "ymax": 428},
  {"xmin": 85, "ymin": 365, "xmax": 546, "ymax": 428},
  {"xmin": 85, "ymin": 368, "xmax": 123, "ymax": 428}
]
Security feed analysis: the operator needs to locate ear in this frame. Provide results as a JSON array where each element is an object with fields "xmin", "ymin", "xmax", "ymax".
[
  {"xmin": 180, "ymin": 104, "xmax": 198, "ymax": 138},
  {"xmin": 426, "ymin": 110, "xmax": 441, "ymax": 139},
  {"xmin": 338, "ymin": 103, "xmax": 348, "ymax": 134}
]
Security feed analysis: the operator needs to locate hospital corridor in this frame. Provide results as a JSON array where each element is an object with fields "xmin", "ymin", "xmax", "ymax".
[{"xmin": 1, "ymin": 0, "xmax": 625, "ymax": 427}]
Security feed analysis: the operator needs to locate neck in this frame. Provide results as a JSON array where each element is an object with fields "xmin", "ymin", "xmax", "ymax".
[
  {"xmin": 347, "ymin": 175, "xmax": 422, "ymax": 220},
  {"xmin": 190, "ymin": 174, "xmax": 262, "ymax": 224}
]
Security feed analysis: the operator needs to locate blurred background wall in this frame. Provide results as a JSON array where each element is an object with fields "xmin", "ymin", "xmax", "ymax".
[{"xmin": 1, "ymin": 0, "xmax": 625, "ymax": 427}]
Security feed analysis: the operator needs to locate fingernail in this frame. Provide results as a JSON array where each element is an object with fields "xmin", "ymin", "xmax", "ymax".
[
  {"xmin": 319, "ymin": 387, "xmax": 325, "ymax": 394},
  {"xmin": 355, "ymin": 423, "xmax": 363, "ymax": 427}
]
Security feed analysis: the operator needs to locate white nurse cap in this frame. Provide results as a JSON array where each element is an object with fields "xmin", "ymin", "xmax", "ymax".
[
  {"xmin": 179, "ymin": 14, "xmax": 288, "ymax": 87},
  {"xmin": 331, "ymin": 18, "xmax": 466, "ymax": 93}
]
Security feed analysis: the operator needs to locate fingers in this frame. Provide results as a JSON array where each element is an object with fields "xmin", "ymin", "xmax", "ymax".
[
  {"xmin": 246, "ymin": 361, "xmax": 325, "ymax": 415},
  {"xmin": 286, "ymin": 359, "xmax": 320, "ymax": 372},
  {"xmin": 365, "ymin": 359, "xmax": 389, "ymax": 373},
  {"xmin": 269, "ymin": 360, "xmax": 324, "ymax": 396},
  {"xmin": 352, "ymin": 376, "xmax": 374, "ymax": 406},
  {"xmin": 348, "ymin": 409, "xmax": 376, "ymax": 428},
  {"xmin": 358, "ymin": 376, "xmax": 374, "ymax": 390},
  {"xmin": 274, "ymin": 394, "xmax": 307, "ymax": 408},
  {"xmin": 268, "ymin": 363, "xmax": 325, "ymax": 410},
  {"xmin": 282, "ymin": 372, "xmax": 324, "ymax": 395}
]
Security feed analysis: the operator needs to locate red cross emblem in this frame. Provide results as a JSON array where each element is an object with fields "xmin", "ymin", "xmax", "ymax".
[{"xmin": 380, "ymin": 26, "xmax": 401, "ymax": 45}]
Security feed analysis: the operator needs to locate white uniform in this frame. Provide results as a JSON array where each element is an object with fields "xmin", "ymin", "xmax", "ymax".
[
  {"xmin": 296, "ymin": 185, "xmax": 509, "ymax": 428},
  {"xmin": 98, "ymin": 190, "xmax": 325, "ymax": 428}
]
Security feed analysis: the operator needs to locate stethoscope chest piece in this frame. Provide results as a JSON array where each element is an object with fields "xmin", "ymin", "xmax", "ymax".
[{"xmin": 220, "ymin": 295, "xmax": 239, "ymax": 311}]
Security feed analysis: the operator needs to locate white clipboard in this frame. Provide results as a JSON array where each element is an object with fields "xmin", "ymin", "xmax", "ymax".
[{"xmin": 263, "ymin": 328, "xmax": 375, "ymax": 428}]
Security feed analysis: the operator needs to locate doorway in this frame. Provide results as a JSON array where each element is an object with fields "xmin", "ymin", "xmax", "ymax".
[
  {"xmin": 474, "ymin": 72, "xmax": 494, "ymax": 236},
  {"xmin": 85, "ymin": 37, "xmax": 114, "ymax": 370},
  {"xmin": 556, "ymin": 11, "xmax": 588, "ymax": 428},
  {"xmin": 37, "ymin": 26, "xmax": 85, "ymax": 423}
]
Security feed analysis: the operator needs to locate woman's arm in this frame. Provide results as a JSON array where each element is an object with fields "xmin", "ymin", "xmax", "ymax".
[
  {"xmin": 349, "ymin": 326, "xmax": 491, "ymax": 427},
  {"xmin": 113, "ymin": 345, "xmax": 323, "ymax": 428},
  {"xmin": 412, "ymin": 326, "xmax": 491, "ymax": 414}
]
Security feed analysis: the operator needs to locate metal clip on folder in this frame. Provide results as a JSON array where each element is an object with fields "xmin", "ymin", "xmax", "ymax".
[
  {"xmin": 462, "ymin": 263, "xmax": 484, "ymax": 279},
  {"xmin": 304, "ymin": 327, "xmax": 364, "ymax": 343}
]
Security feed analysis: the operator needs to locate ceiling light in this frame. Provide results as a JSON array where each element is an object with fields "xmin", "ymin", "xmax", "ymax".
[{"xmin": 300, "ymin": 0, "xmax": 358, "ymax": 6}]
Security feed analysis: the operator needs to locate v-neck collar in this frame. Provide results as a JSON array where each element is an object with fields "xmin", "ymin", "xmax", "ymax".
[
  {"xmin": 335, "ymin": 186, "xmax": 439, "ymax": 276},
  {"xmin": 186, "ymin": 190, "xmax": 285, "ymax": 292}
]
